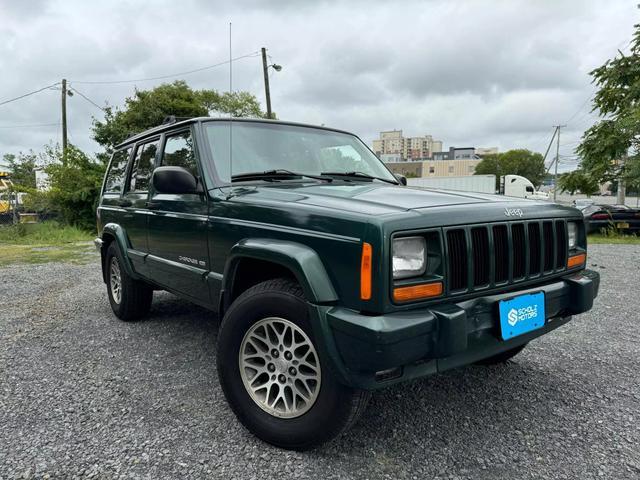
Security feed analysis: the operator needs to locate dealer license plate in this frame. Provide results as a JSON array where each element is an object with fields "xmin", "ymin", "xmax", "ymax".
[{"xmin": 498, "ymin": 292, "xmax": 545, "ymax": 340}]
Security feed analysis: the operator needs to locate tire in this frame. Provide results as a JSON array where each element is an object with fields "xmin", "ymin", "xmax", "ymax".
[
  {"xmin": 217, "ymin": 278, "xmax": 370, "ymax": 450},
  {"xmin": 475, "ymin": 343, "xmax": 527, "ymax": 365},
  {"xmin": 105, "ymin": 242, "xmax": 153, "ymax": 321}
]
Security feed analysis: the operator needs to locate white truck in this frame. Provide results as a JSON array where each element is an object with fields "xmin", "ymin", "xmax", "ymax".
[
  {"xmin": 407, "ymin": 174, "xmax": 550, "ymax": 200},
  {"xmin": 502, "ymin": 174, "xmax": 549, "ymax": 200}
]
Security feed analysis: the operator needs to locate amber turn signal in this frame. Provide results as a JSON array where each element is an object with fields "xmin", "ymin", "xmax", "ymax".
[
  {"xmin": 567, "ymin": 253, "xmax": 586, "ymax": 269},
  {"xmin": 360, "ymin": 242, "xmax": 372, "ymax": 300},
  {"xmin": 393, "ymin": 282, "xmax": 443, "ymax": 302}
]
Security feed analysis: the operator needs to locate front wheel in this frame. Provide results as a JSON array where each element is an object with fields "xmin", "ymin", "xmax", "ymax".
[{"xmin": 216, "ymin": 278, "xmax": 369, "ymax": 450}]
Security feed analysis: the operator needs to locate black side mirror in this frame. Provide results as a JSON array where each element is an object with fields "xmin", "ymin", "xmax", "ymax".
[
  {"xmin": 152, "ymin": 166, "xmax": 199, "ymax": 194},
  {"xmin": 395, "ymin": 174, "xmax": 407, "ymax": 186}
]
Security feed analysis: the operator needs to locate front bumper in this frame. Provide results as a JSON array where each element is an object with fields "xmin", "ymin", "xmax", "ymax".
[{"xmin": 314, "ymin": 269, "xmax": 599, "ymax": 389}]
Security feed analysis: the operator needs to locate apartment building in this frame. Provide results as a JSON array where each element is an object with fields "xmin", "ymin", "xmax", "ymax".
[
  {"xmin": 372, "ymin": 130, "xmax": 443, "ymax": 161},
  {"xmin": 432, "ymin": 147, "xmax": 478, "ymax": 160}
]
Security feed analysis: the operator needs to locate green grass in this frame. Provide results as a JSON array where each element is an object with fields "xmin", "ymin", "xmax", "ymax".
[
  {"xmin": 0, "ymin": 221, "xmax": 96, "ymax": 266},
  {"xmin": 0, "ymin": 221, "xmax": 93, "ymax": 245},
  {"xmin": 588, "ymin": 232, "xmax": 640, "ymax": 244}
]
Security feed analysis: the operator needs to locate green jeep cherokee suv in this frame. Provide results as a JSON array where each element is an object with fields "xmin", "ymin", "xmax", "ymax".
[{"xmin": 95, "ymin": 117, "xmax": 599, "ymax": 450}]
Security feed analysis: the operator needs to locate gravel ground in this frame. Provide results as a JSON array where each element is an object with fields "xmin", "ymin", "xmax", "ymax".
[{"xmin": 1, "ymin": 244, "xmax": 639, "ymax": 479}]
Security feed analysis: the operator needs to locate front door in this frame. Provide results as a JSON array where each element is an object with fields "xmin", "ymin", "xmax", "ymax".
[{"xmin": 146, "ymin": 128, "xmax": 210, "ymax": 304}]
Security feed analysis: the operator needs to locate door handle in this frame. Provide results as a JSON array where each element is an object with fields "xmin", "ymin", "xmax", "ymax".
[
  {"xmin": 145, "ymin": 201, "xmax": 161, "ymax": 210},
  {"xmin": 117, "ymin": 199, "xmax": 132, "ymax": 207}
]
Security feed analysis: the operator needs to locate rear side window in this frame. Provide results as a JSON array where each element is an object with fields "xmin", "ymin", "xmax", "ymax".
[
  {"xmin": 161, "ymin": 131, "xmax": 197, "ymax": 177},
  {"xmin": 128, "ymin": 140, "xmax": 158, "ymax": 192},
  {"xmin": 104, "ymin": 148, "xmax": 131, "ymax": 193}
]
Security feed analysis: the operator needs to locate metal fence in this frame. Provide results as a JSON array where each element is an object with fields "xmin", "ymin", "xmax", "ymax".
[{"xmin": 0, "ymin": 213, "xmax": 16, "ymax": 226}]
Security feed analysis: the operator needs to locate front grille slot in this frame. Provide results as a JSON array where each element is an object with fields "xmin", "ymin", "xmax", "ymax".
[
  {"xmin": 528, "ymin": 223, "xmax": 541, "ymax": 275},
  {"xmin": 511, "ymin": 223, "xmax": 526, "ymax": 279},
  {"xmin": 543, "ymin": 221, "xmax": 554, "ymax": 272},
  {"xmin": 492, "ymin": 225, "xmax": 509, "ymax": 283},
  {"xmin": 447, "ymin": 229, "xmax": 468, "ymax": 291},
  {"xmin": 471, "ymin": 227, "xmax": 490, "ymax": 287},
  {"xmin": 555, "ymin": 220, "xmax": 567, "ymax": 269}
]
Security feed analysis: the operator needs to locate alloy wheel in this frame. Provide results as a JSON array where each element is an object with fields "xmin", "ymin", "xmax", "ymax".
[
  {"xmin": 239, "ymin": 317, "xmax": 321, "ymax": 418},
  {"xmin": 109, "ymin": 257, "xmax": 122, "ymax": 305}
]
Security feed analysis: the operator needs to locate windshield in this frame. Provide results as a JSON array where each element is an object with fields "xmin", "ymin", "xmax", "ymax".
[{"xmin": 203, "ymin": 121, "xmax": 396, "ymax": 183}]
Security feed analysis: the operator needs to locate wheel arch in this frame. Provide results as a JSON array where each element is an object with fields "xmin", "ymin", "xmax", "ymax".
[
  {"xmin": 220, "ymin": 239, "xmax": 338, "ymax": 314},
  {"xmin": 99, "ymin": 223, "xmax": 138, "ymax": 283}
]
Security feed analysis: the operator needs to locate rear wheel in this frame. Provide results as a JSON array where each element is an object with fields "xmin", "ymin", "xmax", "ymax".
[
  {"xmin": 217, "ymin": 278, "xmax": 370, "ymax": 450},
  {"xmin": 475, "ymin": 343, "xmax": 527, "ymax": 365},
  {"xmin": 105, "ymin": 242, "xmax": 153, "ymax": 321}
]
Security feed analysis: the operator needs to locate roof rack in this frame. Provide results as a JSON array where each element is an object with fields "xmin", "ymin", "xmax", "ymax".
[{"xmin": 162, "ymin": 115, "xmax": 193, "ymax": 125}]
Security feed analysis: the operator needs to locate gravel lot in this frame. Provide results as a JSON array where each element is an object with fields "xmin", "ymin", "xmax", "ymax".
[{"xmin": 1, "ymin": 244, "xmax": 639, "ymax": 479}]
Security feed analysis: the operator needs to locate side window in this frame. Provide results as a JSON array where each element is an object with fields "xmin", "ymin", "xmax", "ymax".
[
  {"xmin": 161, "ymin": 131, "xmax": 197, "ymax": 177},
  {"xmin": 128, "ymin": 140, "xmax": 158, "ymax": 192},
  {"xmin": 104, "ymin": 148, "xmax": 131, "ymax": 193}
]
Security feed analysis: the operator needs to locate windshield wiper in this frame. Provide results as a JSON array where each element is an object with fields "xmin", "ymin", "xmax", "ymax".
[
  {"xmin": 320, "ymin": 171, "xmax": 398, "ymax": 185},
  {"xmin": 231, "ymin": 169, "xmax": 332, "ymax": 183}
]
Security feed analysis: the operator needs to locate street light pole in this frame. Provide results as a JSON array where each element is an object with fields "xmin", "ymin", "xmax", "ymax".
[{"xmin": 261, "ymin": 48, "xmax": 272, "ymax": 119}]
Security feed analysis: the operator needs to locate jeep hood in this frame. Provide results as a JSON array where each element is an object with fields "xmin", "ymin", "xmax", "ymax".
[{"xmin": 228, "ymin": 182, "xmax": 518, "ymax": 216}]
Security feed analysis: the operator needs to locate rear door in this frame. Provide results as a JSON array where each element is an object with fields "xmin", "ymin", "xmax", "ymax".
[
  {"xmin": 146, "ymin": 128, "xmax": 211, "ymax": 303},
  {"xmin": 120, "ymin": 138, "xmax": 159, "ymax": 276},
  {"xmin": 98, "ymin": 146, "xmax": 132, "ymax": 233}
]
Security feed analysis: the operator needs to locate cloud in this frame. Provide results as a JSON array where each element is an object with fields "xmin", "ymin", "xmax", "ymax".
[{"xmin": 0, "ymin": 0, "xmax": 636, "ymax": 165}]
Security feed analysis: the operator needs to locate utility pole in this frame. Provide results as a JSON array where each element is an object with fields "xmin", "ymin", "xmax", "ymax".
[
  {"xmin": 261, "ymin": 48, "xmax": 272, "ymax": 119},
  {"xmin": 61, "ymin": 78, "xmax": 68, "ymax": 164},
  {"xmin": 617, "ymin": 155, "xmax": 626, "ymax": 204},
  {"xmin": 552, "ymin": 124, "xmax": 566, "ymax": 202}
]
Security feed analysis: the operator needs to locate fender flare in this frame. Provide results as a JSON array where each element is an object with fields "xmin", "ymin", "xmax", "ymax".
[
  {"xmin": 99, "ymin": 223, "xmax": 140, "ymax": 282},
  {"xmin": 222, "ymin": 238, "xmax": 338, "ymax": 308}
]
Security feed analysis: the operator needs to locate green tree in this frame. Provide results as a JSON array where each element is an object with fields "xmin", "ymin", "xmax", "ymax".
[
  {"xmin": 92, "ymin": 81, "xmax": 266, "ymax": 158},
  {"xmin": 475, "ymin": 149, "xmax": 546, "ymax": 189},
  {"xmin": 557, "ymin": 169, "xmax": 600, "ymax": 196},
  {"xmin": 2, "ymin": 152, "xmax": 38, "ymax": 189},
  {"xmin": 577, "ymin": 23, "xmax": 640, "ymax": 201},
  {"xmin": 44, "ymin": 145, "xmax": 105, "ymax": 230}
]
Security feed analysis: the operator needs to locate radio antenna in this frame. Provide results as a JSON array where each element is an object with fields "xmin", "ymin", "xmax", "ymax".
[{"xmin": 228, "ymin": 21, "xmax": 233, "ymax": 183}]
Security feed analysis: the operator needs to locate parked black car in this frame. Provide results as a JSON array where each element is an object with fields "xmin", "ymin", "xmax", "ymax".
[{"xmin": 580, "ymin": 203, "xmax": 640, "ymax": 233}]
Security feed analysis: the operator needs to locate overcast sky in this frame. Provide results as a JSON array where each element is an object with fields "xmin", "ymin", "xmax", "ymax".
[{"xmin": 0, "ymin": 0, "xmax": 637, "ymax": 172}]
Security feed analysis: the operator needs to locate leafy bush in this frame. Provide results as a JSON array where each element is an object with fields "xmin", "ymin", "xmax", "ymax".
[
  {"xmin": 44, "ymin": 145, "xmax": 105, "ymax": 231},
  {"xmin": 19, "ymin": 187, "xmax": 57, "ymax": 215}
]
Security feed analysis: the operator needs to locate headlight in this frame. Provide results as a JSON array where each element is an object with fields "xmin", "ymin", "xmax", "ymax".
[
  {"xmin": 392, "ymin": 236, "xmax": 426, "ymax": 279},
  {"xmin": 568, "ymin": 221, "xmax": 578, "ymax": 249}
]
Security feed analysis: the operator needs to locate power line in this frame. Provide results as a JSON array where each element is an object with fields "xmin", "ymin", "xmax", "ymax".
[
  {"xmin": 564, "ymin": 92, "xmax": 594, "ymax": 125},
  {"xmin": 69, "ymin": 86, "xmax": 106, "ymax": 112},
  {"xmin": 0, "ymin": 82, "xmax": 60, "ymax": 107},
  {"xmin": 69, "ymin": 51, "xmax": 261, "ymax": 85}
]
